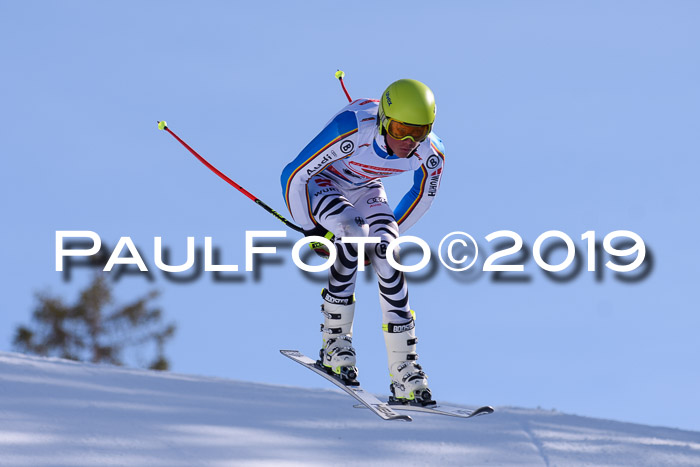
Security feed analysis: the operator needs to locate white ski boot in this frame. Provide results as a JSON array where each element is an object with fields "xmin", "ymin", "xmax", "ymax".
[
  {"xmin": 318, "ymin": 289, "xmax": 358, "ymax": 385},
  {"xmin": 384, "ymin": 320, "xmax": 433, "ymax": 405}
]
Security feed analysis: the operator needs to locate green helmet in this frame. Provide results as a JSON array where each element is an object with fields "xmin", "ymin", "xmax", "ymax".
[{"xmin": 378, "ymin": 79, "xmax": 436, "ymax": 135}]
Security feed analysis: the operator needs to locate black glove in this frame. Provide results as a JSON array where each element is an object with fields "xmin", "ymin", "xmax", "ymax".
[
  {"xmin": 304, "ymin": 225, "xmax": 334, "ymax": 259},
  {"xmin": 303, "ymin": 226, "xmax": 370, "ymax": 266}
]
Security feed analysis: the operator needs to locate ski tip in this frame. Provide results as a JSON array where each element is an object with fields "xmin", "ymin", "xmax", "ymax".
[{"xmin": 474, "ymin": 406, "xmax": 495, "ymax": 416}]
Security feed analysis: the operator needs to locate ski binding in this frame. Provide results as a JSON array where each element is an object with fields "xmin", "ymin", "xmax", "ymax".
[{"xmin": 280, "ymin": 350, "xmax": 412, "ymax": 422}]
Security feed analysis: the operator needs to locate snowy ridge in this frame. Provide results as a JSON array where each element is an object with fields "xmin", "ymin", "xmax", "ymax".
[{"xmin": 0, "ymin": 351, "xmax": 698, "ymax": 466}]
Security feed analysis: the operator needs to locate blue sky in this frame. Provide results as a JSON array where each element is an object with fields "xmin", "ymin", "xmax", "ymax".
[{"xmin": 2, "ymin": 1, "xmax": 699, "ymax": 431}]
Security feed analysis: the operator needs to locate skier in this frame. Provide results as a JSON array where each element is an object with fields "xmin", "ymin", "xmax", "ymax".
[{"xmin": 281, "ymin": 79, "xmax": 445, "ymax": 405}]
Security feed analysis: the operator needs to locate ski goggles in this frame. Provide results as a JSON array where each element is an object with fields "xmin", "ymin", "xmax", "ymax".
[{"xmin": 386, "ymin": 119, "xmax": 431, "ymax": 142}]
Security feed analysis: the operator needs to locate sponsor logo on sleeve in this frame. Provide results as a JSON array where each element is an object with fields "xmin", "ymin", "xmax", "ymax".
[
  {"xmin": 340, "ymin": 140, "xmax": 355, "ymax": 154},
  {"xmin": 427, "ymin": 168, "xmax": 442, "ymax": 197},
  {"xmin": 306, "ymin": 153, "xmax": 337, "ymax": 176},
  {"xmin": 426, "ymin": 155, "xmax": 440, "ymax": 170}
]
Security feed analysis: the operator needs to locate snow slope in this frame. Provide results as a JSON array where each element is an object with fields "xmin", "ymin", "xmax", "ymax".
[{"xmin": 0, "ymin": 352, "xmax": 698, "ymax": 466}]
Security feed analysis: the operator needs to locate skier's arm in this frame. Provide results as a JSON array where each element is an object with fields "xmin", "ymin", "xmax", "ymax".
[
  {"xmin": 393, "ymin": 140, "xmax": 445, "ymax": 234},
  {"xmin": 281, "ymin": 111, "xmax": 359, "ymax": 230}
]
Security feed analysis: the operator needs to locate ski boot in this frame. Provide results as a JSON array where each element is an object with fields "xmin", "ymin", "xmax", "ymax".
[
  {"xmin": 317, "ymin": 289, "xmax": 359, "ymax": 386},
  {"xmin": 384, "ymin": 320, "xmax": 434, "ymax": 406}
]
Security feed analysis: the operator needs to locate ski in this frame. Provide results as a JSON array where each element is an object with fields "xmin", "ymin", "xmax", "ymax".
[
  {"xmin": 354, "ymin": 402, "xmax": 494, "ymax": 419},
  {"xmin": 387, "ymin": 402, "xmax": 494, "ymax": 419},
  {"xmin": 280, "ymin": 350, "xmax": 412, "ymax": 422},
  {"xmin": 387, "ymin": 402, "xmax": 494, "ymax": 418}
]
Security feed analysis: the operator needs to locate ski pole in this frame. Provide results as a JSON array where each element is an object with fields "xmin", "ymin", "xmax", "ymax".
[
  {"xmin": 335, "ymin": 70, "xmax": 352, "ymax": 103},
  {"xmin": 157, "ymin": 121, "xmax": 305, "ymax": 234}
]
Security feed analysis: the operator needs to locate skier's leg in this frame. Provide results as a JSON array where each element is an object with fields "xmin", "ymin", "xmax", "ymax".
[
  {"xmin": 355, "ymin": 186, "xmax": 432, "ymax": 404},
  {"xmin": 307, "ymin": 176, "xmax": 370, "ymax": 381}
]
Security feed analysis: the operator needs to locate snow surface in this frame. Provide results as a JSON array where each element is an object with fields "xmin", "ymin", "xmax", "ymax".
[{"xmin": 0, "ymin": 352, "xmax": 698, "ymax": 467}]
